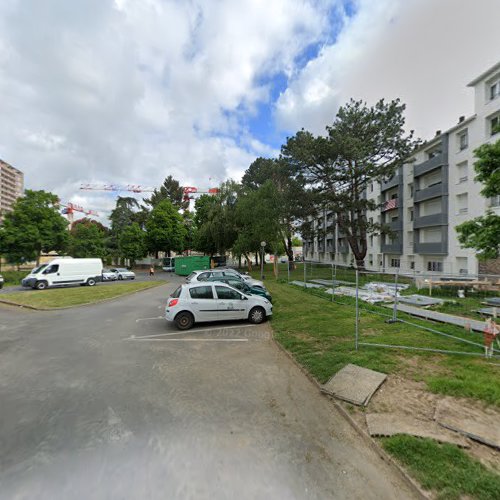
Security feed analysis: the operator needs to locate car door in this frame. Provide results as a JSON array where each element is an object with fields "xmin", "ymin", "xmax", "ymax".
[
  {"xmin": 215, "ymin": 285, "xmax": 247, "ymax": 321},
  {"xmin": 188, "ymin": 285, "xmax": 218, "ymax": 321}
]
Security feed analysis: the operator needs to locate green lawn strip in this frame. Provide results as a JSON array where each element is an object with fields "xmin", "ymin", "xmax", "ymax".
[
  {"xmin": 2, "ymin": 281, "xmax": 164, "ymax": 308},
  {"xmin": 1, "ymin": 270, "xmax": 27, "ymax": 286},
  {"xmin": 265, "ymin": 280, "xmax": 500, "ymax": 406},
  {"xmin": 381, "ymin": 435, "xmax": 500, "ymax": 500}
]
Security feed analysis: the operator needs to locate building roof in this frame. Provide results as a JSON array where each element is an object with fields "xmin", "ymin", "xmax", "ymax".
[{"xmin": 467, "ymin": 60, "xmax": 500, "ymax": 87}]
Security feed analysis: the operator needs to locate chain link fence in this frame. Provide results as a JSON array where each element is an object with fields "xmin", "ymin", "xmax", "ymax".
[{"xmin": 282, "ymin": 261, "xmax": 500, "ymax": 359}]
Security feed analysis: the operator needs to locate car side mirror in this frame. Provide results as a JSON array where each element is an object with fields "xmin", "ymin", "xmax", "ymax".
[{"xmin": 241, "ymin": 295, "xmax": 248, "ymax": 300}]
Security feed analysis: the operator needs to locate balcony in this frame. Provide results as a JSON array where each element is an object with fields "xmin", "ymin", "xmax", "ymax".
[
  {"xmin": 414, "ymin": 183, "xmax": 447, "ymax": 203},
  {"xmin": 381, "ymin": 198, "xmax": 399, "ymax": 211},
  {"xmin": 381, "ymin": 174, "xmax": 402, "ymax": 191},
  {"xmin": 337, "ymin": 242, "xmax": 349, "ymax": 253},
  {"xmin": 413, "ymin": 213, "xmax": 447, "ymax": 228},
  {"xmin": 384, "ymin": 218, "xmax": 403, "ymax": 231},
  {"xmin": 413, "ymin": 242, "xmax": 447, "ymax": 254},
  {"xmin": 414, "ymin": 152, "xmax": 447, "ymax": 177},
  {"xmin": 381, "ymin": 241, "xmax": 403, "ymax": 254}
]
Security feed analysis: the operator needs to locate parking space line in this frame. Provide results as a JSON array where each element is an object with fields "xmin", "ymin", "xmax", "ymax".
[
  {"xmin": 130, "ymin": 323, "xmax": 257, "ymax": 340},
  {"xmin": 127, "ymin": 338, "xmax": 249, "ymax": 342},
  {"xmin": 135, "ymin": 316, "xmax": 164, "ymax": 323}
]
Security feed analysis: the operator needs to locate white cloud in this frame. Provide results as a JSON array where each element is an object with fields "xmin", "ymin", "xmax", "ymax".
[
  {"xmin": 0, "ymin": 0, "xmax": 333, "ymax": 220},
  {"xmin": 275, "ymin": 0, "xmax": 500, "ymax": 141}
]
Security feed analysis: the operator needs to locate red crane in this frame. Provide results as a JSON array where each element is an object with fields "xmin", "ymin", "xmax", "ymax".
[
  {"xmin": 80, "ymin": 184, "xmax": 155, "ymax": 193},
  {"xmin": 182, "ymin": 186, "xmax": 219, "ymax": 202},
  {"xmin": 79, "ymin": 183, "xmax": 219, "ymax": 202},
  {"xmin": 59, "ymin": 202, "xmax": 99, "ymax": 228}
]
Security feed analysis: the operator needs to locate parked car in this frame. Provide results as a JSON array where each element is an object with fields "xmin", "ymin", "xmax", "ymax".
[
  {"xmin": 205, "ymin": 276, "xmax": 272, "ymax": 302},
  {"xmin": 102, "ymin": 269, "xmax": 118, "ymax": 281},
  {"xmin": 21, "ymin": 258, "xmax": 103, "ymax": 290},
  {"xmin": 0, "ymin": 274, "xmax": 4, "ymax": 289},
  {"xmin": 109, "ymin": 268, "xmax": 136, "ymax": 280},
  {"xmin": 165, "ymin": 282, "xmax": 272, "ymax": 330},
  {"xmin": 186, "ymin": 269, "xmax": 266, "ymax": 290}
]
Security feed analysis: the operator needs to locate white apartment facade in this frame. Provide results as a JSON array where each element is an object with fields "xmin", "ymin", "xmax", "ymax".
[
  {"xmin": 304, "ymin": 61, "xmax": 500, "ymax": 276},
  {"xmin": 0, "ymin": 159, "xmax": 24, "ymax": 222}
]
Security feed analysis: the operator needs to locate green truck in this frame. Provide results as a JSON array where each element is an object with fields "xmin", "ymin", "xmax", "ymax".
[{"xmin": 174, "ymin": 256, "xmax": 211, "ymax": 276}]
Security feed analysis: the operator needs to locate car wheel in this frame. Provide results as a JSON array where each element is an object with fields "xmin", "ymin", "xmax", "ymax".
[
  {"xmin": 118, "ymin": 275, "xmax": 123, "ymax": 280},
  {"xmin": 87, "ymin": 278, "xmax": 96, "ymax": 286},
  {"xmin": 175, "ymin": 311, "xmax": 194, "ymax": 330},
  {"xmin": 35, "ymin": 281, "xmax": 48, "ymax": 290},
  {"xmin": 249, "ymin": 306, "xmax": 266, "ymax": 324}
]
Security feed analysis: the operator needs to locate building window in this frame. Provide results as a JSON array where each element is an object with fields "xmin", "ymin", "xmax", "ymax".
[
  {"xmin": 370, "ymin": 235, "xmax": 374, "ymax": 246},
  {"xmin": 370, "ymin": 182, "xmax": 374, "ymax": 192},
  {"xmin": 409, "ymin": 183, "xmax": 414, "ymax": 197},
  {"xmin": 390, "ymin": 258, "xmax": 400, "ymax": 268},
  {"xmin": 456, "ymin": 193, "xmax": 468, "ymax": 215},
  {"xmin": 409, "ymin": 209, "xmax": 414, "ymax": 222},
  {"xmin": 457, "ymin": 161, "xmax": 468, "ymax": 184},
  {"xmin": 490, "ymin": 81, "xmax": 500, "ymax": 101},
  {"xmin": 458, "ymin": 130, "xmax": 468, "ymax": 151},
  {"xmin": 491, "ymin": 115, "xmax": 500, "ymax": 136},
  {"xmin": 491, "ymin": 195, "xmax": 500, "ymax": 207},
  {"xmin": 369, "ymin": 254, "xmax": 373, "ymax": 265},
  {"xmin": 410, "ymin": 261, "xmax": 415, "ymax": 270},
  {"xmin": 427, "ymin": 261, "xmax": 443, "ymax": 272}
]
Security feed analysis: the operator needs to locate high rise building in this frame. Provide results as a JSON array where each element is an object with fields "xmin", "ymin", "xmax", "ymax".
[
  {"xmin": 304, "ymin": 61, "xmax": 500, "ymax": 275},
  {"xmin": 0, "ymin": 159, "xmax": 24, "ymax": 222}
]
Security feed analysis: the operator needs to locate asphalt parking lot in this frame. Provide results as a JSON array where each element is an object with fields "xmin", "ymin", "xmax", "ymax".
[{"xmin": 0, "ymin": 278, "xmax": 416, "ymax": 499}]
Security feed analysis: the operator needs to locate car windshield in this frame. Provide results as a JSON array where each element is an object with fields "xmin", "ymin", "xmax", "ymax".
[{"xmin": 31, "ymin": 264, "xmax": 47, "ymax": 274}]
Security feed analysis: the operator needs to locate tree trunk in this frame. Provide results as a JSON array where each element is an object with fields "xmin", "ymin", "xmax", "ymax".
[{"xmin": 238, "ymin": 255, "xmax": 242, "ymax": 269}]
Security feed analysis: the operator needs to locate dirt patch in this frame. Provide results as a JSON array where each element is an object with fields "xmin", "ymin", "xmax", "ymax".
[{"xmin": 344, "ymin": 375, "xmax": 500, "ymax": 474}]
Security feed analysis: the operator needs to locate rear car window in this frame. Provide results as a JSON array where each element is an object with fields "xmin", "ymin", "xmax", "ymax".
[
  {"xmin": 215, "ymin": 286, "xmax": 242, "ymax": 300},
  {"xmin": 189, "ymin": 286, "xmax": 214, "ymax": 299},
  {"xmin": 171, "ymin": 286, "xmax": 182, "ymax": 298},
  {"xmin": 197, "ymin": 272, "xmax": 211, "ymax": 281}
]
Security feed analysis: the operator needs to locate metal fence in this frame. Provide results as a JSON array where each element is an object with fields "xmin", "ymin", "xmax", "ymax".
[{"xmin": 282, "ymin": 261, "xmax": 500, "ymax": 359}]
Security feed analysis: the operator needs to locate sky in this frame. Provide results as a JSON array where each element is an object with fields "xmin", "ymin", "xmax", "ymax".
[{"xmin": 1, "ymin": 0, "xmax": 499, "ymax": 222}]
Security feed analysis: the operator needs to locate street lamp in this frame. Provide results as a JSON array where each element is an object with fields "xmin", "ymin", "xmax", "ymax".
[{"xmin": 260, "ymin": 241, "xmax": 266, "ymax": 281}]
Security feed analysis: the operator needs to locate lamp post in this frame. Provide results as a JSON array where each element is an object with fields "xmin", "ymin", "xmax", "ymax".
[{"xmin": 260, "ymin": 241, "xmax": 266, "ymax": 281}]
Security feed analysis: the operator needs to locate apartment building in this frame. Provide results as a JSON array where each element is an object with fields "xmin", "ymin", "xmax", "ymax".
[
  {"xmin": 0, "ymin": 159, "xmax": 24, "ymax": 222},
  {"xmin": 304, "ymin": 61, "xmax": 500, "ymax": 276}
]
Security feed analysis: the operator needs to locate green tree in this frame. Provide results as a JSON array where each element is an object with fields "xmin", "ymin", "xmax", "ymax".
[
  {"xmin": 119, "ymin": 223, "xmax": 147, "ymax": 266},
  {"xmin": 282, "ymin": 98, "xmax": 418, "ymax": 268},
  {"xmin": 109, "ymin": 197, "xmax": 141, "ymax": 260},
  {"xmin": 0, "ymin": 190, "xmax": 68, "ymax": 266},
  {"xmin": 69, "ymin": 218, "xmax": 108, "ymax": 259},
  {"xmin": 192, "ymin": 181, "xmax": 239, "ymax": 256},
  {"xmin": 145, "ymin": 199, "xmax": 188, "ymax": 256},
  {"xmin": 456, "ymin": 139, "xmax": 500, "ymax": 259},
  {"xmin": 241, "ymin": 157, "xmax": 314, "ymax": 267},
  {"xmin": 144, "ymin": 175, "xmax": 188, "ymax": 210}
]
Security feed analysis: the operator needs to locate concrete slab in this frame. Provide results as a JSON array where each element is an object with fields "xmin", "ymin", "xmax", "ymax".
[
  {"xmin": 310, "ymin": 279, "xmax": 355, "ymax": 286},
  {"xmin": 435, "ymin": 398, "xmax": 500, "ymax": 450},
  {"xmin": 366, "ymin": 413, "xmax": 469, "ymax": 448},
  {"xmin": 485, "ymin": 297, "xmax": 500, "ymax": 307},
  {"xmin": 322, "ymin": 364, "xmax": 387, "ymax": 406},
  {"xmin": 399, "ymin": 294, "xmax": 444, "ymax": 307},
  {"xmin": 477, "ymin": 307, "xmax": 499, "ymax": 317},
  {"xmin": 290, "ymin": 280, "xmax": 324, "ymax": 289}
]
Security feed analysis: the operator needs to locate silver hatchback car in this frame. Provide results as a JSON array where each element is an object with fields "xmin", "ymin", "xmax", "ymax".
[{"xmin": 165, "ymin": 282, "xmax": 273, "ymax": 330}]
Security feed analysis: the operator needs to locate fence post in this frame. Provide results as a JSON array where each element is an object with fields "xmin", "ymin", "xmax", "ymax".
[
  {"xmin": 287, "ymin": 260, "xmax": 290, "ymax": 284},
  {"xmin": 389, "ymin": 269, "xmax": 400, "ymax": 323},
  {"xmin": 304, "ymin": 261, "xmax": 307, "ymax": 289},
  {"xmin": 355, "ymin": 269, "xmax": 359, "ymax": 351}
]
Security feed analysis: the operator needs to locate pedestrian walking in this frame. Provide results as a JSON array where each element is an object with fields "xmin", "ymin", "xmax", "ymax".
[
  {"xmin": 149, "ymin": 265, "xmax": 155, "ymax": 277},
  {"xmin": 483, "ymin": 318, "xmax": 499, "ymax": 357}
]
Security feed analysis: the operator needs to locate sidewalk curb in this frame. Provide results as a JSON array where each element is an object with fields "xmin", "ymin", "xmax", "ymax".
[
  {"xmin": 0, "ymin": 282, "xmax": 168, "ymax": 311},
  {"xmin": 271, "ymin": 333, "xmax": 429, "ymax": 500}
]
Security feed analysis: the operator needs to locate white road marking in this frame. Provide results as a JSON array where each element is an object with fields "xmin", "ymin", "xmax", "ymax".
[
  {"xmin": 135, "ymin": 316, "xmax": 164, "ymax": 323},
  {"xmin": 128, "ymin": 338, "xmax": 248, "ymax": 342},
  {"xmin": 131, "ymin": 323, "xmax": 257, "ymax": 340}
]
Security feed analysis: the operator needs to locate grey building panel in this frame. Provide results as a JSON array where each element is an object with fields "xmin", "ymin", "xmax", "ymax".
[
  {"xmin": 414, "ymin": 182, "xmax": 448, "ymax": 202},
  {"xmin": 413, "ymin": 212, "xmax": 448, "ymax": 228},
  {"xmin": 381, "ymin": 173, "xmax": 402, "ymax": 191},
  {"xmin": 381, "ymin": 241, "xmax": 403, "ymax": 254},
  {"xmin": 413, "ymin": 242, "xmax": 448, "ymax": 254}
]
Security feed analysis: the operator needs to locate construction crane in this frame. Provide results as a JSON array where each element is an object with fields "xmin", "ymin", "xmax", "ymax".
[
  {"xmin": 59, "ymin": 202, "xmax": 99, "ymax": 228},
  {"xmin": 80, "ymin": 184, "xmax": 155, "ymax": 193},
  {"xmin": 79, "ymin": 183, "xmax": 219, "ymax": 202},
  {"xmin": 182, "ymin": 186, "xmax": 219, "ymax": 202}
]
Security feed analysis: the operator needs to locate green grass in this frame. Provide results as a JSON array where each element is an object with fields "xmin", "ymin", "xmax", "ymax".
[
  {"xmin": 262, "ymin": 279, "xmax": 500, "ymax": 406},
  {"xmin": 1, "ymin": 270, "xmax": 26, "ymax": 286},
  {"xmin": 1, "ymin": 281, "xmax": 164, "ymax": 308},
  {"xmin": 381, "ymin": 435, "xmax": 500, "ymax": 500}
]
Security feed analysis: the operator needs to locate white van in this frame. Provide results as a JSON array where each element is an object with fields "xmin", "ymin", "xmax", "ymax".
[{"xmin": 21, "ymin": 258, "xmax": 103, "ymax": 290}]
